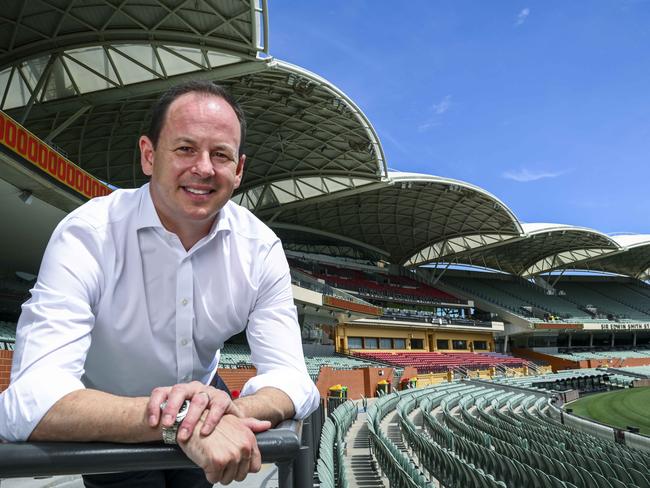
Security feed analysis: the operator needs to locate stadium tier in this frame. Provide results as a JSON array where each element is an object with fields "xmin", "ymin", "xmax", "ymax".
[
  {"xmin": 289, "ymin": 258, "xmax": 460, "ymax": 305},
  {"xmin": 441, "ymin": 273, "xmax": 650, "ymax": 324},
  {"xmin": 339, "ymin": 379, "xmax": 650, "ymax": 488},
  {"xmin": 353, "ymin": 351, "xmax": 528, "ymax": 373},
  {"xmin": 0, "ymin": 322, "xmax": 15, "ymax": 350},
  {"xmin": 219, "ymin": 343, "xmax": 391, "ymax": 380},
  {"xmin": 552, "ymin": 348, "xmax": 650, "ymax": 361},
  {"xmin": 441, "ymin": 274, "xmax": 591, "ymax": 320},
  {"xmin": 554, "ymin": 280, "xmax": 650, "ymax": 321}
]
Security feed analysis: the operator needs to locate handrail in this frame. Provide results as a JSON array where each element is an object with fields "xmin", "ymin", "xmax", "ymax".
[{"xmin": 0, "ymin": 420, "xmax": 306, "ymax": 486}]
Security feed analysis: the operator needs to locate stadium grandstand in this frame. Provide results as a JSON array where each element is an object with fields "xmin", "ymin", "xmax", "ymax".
[{"xmin": 1, "ymin": 1, "xmax": 650, "ymax": 487}]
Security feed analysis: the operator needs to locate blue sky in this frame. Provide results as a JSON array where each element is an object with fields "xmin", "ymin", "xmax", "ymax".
[{"xmin": 269, "ymin": 1, "xmax": 650, "ymax": 235}]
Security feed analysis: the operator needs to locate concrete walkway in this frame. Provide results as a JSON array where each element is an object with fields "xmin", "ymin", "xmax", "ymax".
[{"xmin": 341, "ymin": 409, "xmax": 388, "ymax": 488}]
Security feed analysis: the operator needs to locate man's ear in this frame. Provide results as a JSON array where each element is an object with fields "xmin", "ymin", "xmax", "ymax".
[
  {"xmin": 139, "ymin": 135, "xmax": 155, "ymax": 176},
  {"xmin": 233, "ymin": 154, "xmax": 246, "ymax": 189}
]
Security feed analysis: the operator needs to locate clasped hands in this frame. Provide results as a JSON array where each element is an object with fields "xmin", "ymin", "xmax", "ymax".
[{"xmin": 146, "ymin": 381, "xmax": 271, "ymax": 484}]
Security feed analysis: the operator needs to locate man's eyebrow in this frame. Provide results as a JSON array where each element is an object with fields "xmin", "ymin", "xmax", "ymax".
[{"xmin": 171, "ymin": 137, "xmax": 197, "ymax": 145}]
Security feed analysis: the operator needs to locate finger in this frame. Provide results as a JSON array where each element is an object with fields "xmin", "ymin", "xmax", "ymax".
[
  {"xmin": 234, "ymin": 451, "xmax": 252, "ymax": 482},
  {"xmin": 200, "ymin": 392, "xmax": 234, "ymax": 436},
  {"xmin": 220, "ymin": 459, "xmax": 239, "ymax": 485},
  {"xmin": 161, "ymin": 384, "xmax": 192, "ymax": 427},
  {"xmin": 249, "ymin": 441, "xmax": 262, "ymax": 474},
  {"xmin": 147, "ymin": 386, "xmax": 171, "ymax": 427},
  {"xmin": 178, "ymin": 391, "xmax": 211, "ymax": 442},
  {"xmin": 240, "ymin": 418, "xmax": 272, "ymax": 433}
]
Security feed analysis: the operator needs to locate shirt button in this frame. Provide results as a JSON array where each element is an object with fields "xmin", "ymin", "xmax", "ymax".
[
  {"xmin": 181, "ymin": 298, "xmax": 188, "ymax": 306},
  {"xmin": 181, "ymin": 338, "xmax": 189, "ymax": 346}
]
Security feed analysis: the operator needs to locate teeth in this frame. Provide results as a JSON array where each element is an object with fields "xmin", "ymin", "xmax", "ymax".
[{"xmin": 185, "ymin": 187, "xmax": 210, "ymax": 195}]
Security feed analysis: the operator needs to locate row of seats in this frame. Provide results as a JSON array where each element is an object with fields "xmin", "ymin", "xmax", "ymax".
[
  {"xmin": 366, "ymin": 379, "xmax": 648, "ymax": 488},
  {"xmin": 354, "ymin": 351, "xmax": 528, "ymax": 373},
  {"xmin": 0, "ymin": 321, "xmax": 16, "ymax": 342},
  {"xmin": 495, "ymin": 369, "xmax": 637, "ymax": 388},
  {"xmin": 289, "ymin": 258, "xmax": 459, "ymax": 303},
  {"xmin": 317, "ymin": 400, "xmax": 357, "ymax": 488},
  {"xmin": 442, "ymin": 275, "xmax": 650, "ymax": 322},
  {"xmin": 219, "ymin": 344, "xmax": 388, "ymax": 380},
  {"xmin": 553, "ymin": 349, "xmax": 650, "ymax": 361}
]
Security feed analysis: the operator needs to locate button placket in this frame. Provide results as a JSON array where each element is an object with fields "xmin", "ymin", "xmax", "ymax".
[{"xmin": 175, "ymin": 257, "xmax": 194, "ymax": 382}]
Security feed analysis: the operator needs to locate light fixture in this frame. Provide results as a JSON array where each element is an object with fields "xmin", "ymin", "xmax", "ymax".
[{"xmin": 19, "ymin": 190, "xmax": 33, "ymax": 205}]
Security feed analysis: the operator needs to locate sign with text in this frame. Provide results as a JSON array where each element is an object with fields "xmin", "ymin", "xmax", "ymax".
[
  {"xmin": 0, "ymin": 111, "xmax": 111, "ymax": 200},
  {"xmin": 584, "ymin": 322, "xmax": 650, "ymax": 331}
]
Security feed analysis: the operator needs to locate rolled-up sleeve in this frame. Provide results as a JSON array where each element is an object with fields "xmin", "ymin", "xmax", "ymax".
[
  {"xmin": 0, "ymin": 218, "xmax": 102, "ymax": 441},
  {"xmin": 241, "ymin": 241, "xmax": 320, "ymax": 419}
]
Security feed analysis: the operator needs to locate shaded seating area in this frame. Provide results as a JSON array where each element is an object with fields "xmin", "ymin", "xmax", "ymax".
[
  {"xmin": 289, "ymin": 258, "xmax": 461, "ymax": 305},
  {"xmin": 0, "ymin": 321, "xmax": 16, "ymax": 350}
]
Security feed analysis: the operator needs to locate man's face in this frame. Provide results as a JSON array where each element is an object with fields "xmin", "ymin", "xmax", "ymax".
[{"xmin": 139, "ymin": 92, "xmax": 245, "ymax": 236}]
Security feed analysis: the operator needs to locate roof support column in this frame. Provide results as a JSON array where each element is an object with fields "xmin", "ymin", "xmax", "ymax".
[
  {"xmin": 46, "ymin": 104, "xmax": 91, "ymax": 142},
  {"xmin": 550, "ymin": 268, "xmax": 567, "ymax": 288},
  {"xmin": 430, "ymin": 261, "xmax": 452, "ymax": 285},
  {"xmin": 19, "ymin": 54, "xmax": 57, "ymax": 125}
]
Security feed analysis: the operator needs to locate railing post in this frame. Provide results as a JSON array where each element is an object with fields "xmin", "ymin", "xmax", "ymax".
[
  {"xmin": 292, "ymin": 445, "xmax": 313, "ymax": 487},
  {"xmin": 277, "ymin": 460, "xmax": 294, "ymax": 488}
]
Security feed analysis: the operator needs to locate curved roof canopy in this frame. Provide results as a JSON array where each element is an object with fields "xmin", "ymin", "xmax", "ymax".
[
  {"xmin": 570, "ymin": 235, "xmax": 650, "ymax": 279},
  {"xmin": 0, "ymin": 0, "xmax": 267, "ymax": 68},
  {"xmin": 448, "ymin": 223, "xmax": 621, "ymax": 277},
  {"xmin": 0, "ymin": 0, "xmax": 386, "ymax": 203},
  {"xmin": 265, "ymin": 172, "xmax": 522, "ymax": 265}
]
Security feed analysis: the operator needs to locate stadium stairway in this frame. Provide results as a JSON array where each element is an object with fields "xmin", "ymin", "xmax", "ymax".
[{"xmin": 342, "ymin": 409, "xmax": 388, "ymax": 488}]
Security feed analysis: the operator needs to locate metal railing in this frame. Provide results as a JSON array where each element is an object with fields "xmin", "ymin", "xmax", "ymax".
[{"xmin": 0, "ymin": 415, "xmax": 321, "ymax": 488}]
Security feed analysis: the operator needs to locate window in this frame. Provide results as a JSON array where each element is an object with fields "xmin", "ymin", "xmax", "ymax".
[
  {"xmin": 437, "ymin": 339, "xmax": 449, "ymax": 350},
  {"xmin": 347, "ymin": 337, "xmax": 362, "ymax": 349},
  {"xmin": 393, "ymin": 338, "xmax": 406, "ymax": 349},
  {"xmin": 364, "ymin": 337, "xmax": 378, "ymax": 349},
  {"xmin": 380, "ymin": 338, "xmax": 392, "ymax": 349},
  {"xmin": 410, "ymin": 338, "xmax": 424, "ymax": 349},
  {"xmin": 474, "ymin": 340, "xmax": 488, "ymax": 350},
  {"xmin": 452, "ymin": 340, "xmax": 467, "ymax": 350}
]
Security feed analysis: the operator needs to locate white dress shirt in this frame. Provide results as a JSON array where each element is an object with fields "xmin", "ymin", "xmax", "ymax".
[{"xmin": 0, "ymin": 184, "xmax": 319, "ymax": 441}]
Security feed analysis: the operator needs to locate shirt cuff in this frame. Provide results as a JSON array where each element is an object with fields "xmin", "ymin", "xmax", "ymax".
[
  {"xmin": 240, "ymin": 368, "xmax": 320, "ymax": 419},
  {"xmin": 0, "ymin": 367, "xmax": 85, "ymax": 441}
]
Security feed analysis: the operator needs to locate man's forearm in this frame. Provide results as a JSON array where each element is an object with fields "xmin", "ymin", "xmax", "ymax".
[
  {"xmin": 29, "ymin": 389, "xmax": 160, "ymax": 443},
  {"xmin": 232, "ymin": 387, "xmax": 295, "ymax": 426}
]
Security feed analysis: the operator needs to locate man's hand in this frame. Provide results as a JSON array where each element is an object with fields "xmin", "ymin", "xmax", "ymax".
[
  {"xmin": 146, "ymin": 381, "xmax": 242, "ymax": 442},
  {"xmin": 179, "ymin": 413, "xmax": 271, "ymax": 484}
]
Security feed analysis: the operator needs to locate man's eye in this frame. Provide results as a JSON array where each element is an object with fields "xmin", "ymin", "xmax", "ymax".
[
  {"xmin": 211, "ymin": 151, "xmax": 231, "ymax": 161},
  {"xmin": 177, "ymin": 146, "xmax": 194, "ymax": 153}
]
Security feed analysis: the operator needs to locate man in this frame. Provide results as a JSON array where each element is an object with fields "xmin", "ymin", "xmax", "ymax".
[{"xmin": 0, "ymin": 81, "xmax": 320, "ymax": 486}]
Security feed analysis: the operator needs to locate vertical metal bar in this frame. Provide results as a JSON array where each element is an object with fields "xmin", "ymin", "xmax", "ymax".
[
  {"xmin": 292, "ymin": 446, "xmax": 313, "ymax": 487},
  {"xmin": 277, "ymin": 461, "xmax": 294, "ymax": 488}
]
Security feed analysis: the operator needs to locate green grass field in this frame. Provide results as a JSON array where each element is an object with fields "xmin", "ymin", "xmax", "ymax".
[{"xmin": 568, "ymin": 387, "xmax": 650, "ymax": 435}]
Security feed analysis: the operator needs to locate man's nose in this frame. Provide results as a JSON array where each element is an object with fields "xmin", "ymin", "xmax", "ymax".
[{"xmin": 192, "ymin": 151, "xmax": 215, "ymax": 177}]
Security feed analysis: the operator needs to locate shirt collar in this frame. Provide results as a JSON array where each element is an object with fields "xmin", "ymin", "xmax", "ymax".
[{"xmin": 136, "ymin": 183, "xmax": 233, "ymax": 239}]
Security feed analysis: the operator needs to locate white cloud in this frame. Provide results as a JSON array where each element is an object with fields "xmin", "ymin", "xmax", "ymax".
[
  {"xmin": 515, "ymin": 8, "xmax": 530, "ymax": 26},
  {"xmin": 502, "ymin": 167, "xmax": 568, "ymax": 182},
  {"xmin": 418, "ymin": 95, "xmax": 452, "ymax": 132},
  {"xmin": 433, "ymin": 95, "xmax": 452, "ymax": 115}
]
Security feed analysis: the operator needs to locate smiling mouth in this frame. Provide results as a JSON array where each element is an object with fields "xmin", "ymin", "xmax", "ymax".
[{"xmin": 182, "ymin": 186, "xmax": 214, "ymax": 195}]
